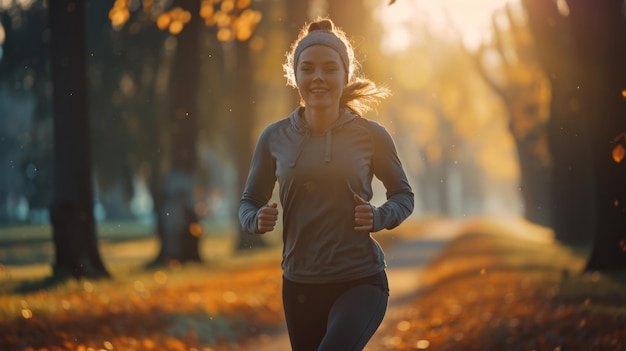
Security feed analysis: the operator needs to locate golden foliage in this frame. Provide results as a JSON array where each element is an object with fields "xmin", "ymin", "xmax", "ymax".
[
  {"xmin": 217, "ymin": 28, "xmax": 233, "ymax": 42},
  {"xmin": 153, "ymin": 7, "xmax": 192, "ymax": 34},
  {"xmin": 237, "ymin": 0, "xmax": 251, "ymax": 9},
  {"xmin": 109, "ymin": 0, "xmax": 262, "ymax": 41},
  {"xmin": 109, "ymin": 0, "xmax": 131, "ymax": 28},
  {"xmin": 200, "ymin": 1, "xmax": 262, "ymax": 42},
  {"xmin": 156, "ymin": 13, "xmax": 171, "ymax": 30},
  {"xmin": 232, "ymin": 9, "xmax": 263, "ymax": 41}
]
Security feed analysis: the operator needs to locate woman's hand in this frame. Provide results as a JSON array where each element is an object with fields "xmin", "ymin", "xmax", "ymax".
[
  {"xmin": 257, "ymin": 203, "xmax": 279, "ymax": 233},
  {"xmin": 354, "ymin": 194, "xmax": 374, "ymax": 231}
]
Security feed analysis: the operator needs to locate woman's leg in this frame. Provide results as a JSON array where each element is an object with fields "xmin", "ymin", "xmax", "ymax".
[
  {"xmin": 282, "ymin": 277, "xmax": 333, "ymax": 351},
  {"xmin": 317, "ymin": 283, "xmax": 388, "ymax": 351}
]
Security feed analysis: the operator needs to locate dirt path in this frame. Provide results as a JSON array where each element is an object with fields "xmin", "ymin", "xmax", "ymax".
[{"xmin": 238, "ymin": 220, "xmax": 462, "ymax": 351}]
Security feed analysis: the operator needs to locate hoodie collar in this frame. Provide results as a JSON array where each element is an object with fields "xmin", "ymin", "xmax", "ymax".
[
  {"xmin": 289, "ymin": 106, "xmax": 357, "ymax": 134},
  {"xmin": 288, "ymin": 107, "xmax": 358, "ymax": 167}
]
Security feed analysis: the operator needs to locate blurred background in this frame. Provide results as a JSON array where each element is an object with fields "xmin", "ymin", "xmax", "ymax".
[{"xmin": 0, "ymin": 0, "xmax": 624, "ymax": 278}]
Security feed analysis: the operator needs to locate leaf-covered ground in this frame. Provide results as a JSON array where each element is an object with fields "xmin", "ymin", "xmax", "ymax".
[
  {"xmin": 1, "ymin": 219, "xmax": 625, "ymax": 351},
  {"xmin": 368, "ymin": 221, "xmax": 626, "ymax": 351},
  {"xmin": 1, "ymin": 249, "xmax": 287, "ymax": 351}
]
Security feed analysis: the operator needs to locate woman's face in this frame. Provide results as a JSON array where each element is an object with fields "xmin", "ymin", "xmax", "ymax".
[{"xmin": 296, "ymin": 45, "xmax": 347, "ymax": 111}]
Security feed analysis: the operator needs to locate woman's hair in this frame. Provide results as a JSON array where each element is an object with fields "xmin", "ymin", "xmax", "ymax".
[{"xmin": 283, "ymin": 18, "xmax": 390, "ymax": 115}]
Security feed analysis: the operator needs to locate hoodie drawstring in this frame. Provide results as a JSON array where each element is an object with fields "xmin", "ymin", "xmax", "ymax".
[
  {"xmin": 324, "ymin": 129, "xmax": 332, "ymax": 163},
  {"xmin": 289, "ymin": 129, "xmax": 310, "ymax": 168},
  {"xmin": 289, "ymin": 129, "xmax": 333, "ymax": 167}
]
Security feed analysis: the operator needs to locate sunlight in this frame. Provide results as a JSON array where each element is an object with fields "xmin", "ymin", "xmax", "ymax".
[
  {"xmin": 556, "ymin": 0, "xmax": 570, "ymax": 16},
  {"xmin": 0, "ymin": 23, "xmax": 4, "ymax": 63},
  {"xmin": 374, "ymin": 0, "xmax": 518, "ymax": 53},
  {"xmin": 0, "ymin": 22, "xmax": 5, "ymax": 45},
  {"xmin": 0, "ymin": 0, "xmax": 35, "ymax": 10}
]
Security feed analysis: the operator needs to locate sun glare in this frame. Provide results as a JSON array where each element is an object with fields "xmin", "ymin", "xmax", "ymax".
[{"xmin": 375, "ymin": 0, "xmax": 517, "ymax": 53}]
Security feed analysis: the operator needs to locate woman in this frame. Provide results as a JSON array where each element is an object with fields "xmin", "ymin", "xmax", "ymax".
[{"xmin": 238, "ymin": 18, "xmax": 414, "ymax": 351}]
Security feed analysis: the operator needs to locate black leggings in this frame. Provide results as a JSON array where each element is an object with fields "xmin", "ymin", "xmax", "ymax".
[{"xmin": 282, "ymin": 271, "xmax": 389, "ymax": 351}]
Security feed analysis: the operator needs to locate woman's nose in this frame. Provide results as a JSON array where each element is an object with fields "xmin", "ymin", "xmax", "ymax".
[{"xmin": 313, "ymin": 69, "xmax": 324, "ymax": 82}]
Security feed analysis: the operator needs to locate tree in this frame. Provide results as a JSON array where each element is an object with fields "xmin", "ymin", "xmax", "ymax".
[
  {"xmin": 153, "ymin": 0, "xmax": 203, "ymax": 264},
  {"xmin": 48, "ymin": 0, "xmax": 109, "ymax": 279},
  {"xmin": 231, "ymin": 37, "xmax": 268, "ymax": 251},
  {"xmin": 111, "ymin": 0, "xmax": 264, "ymax": 260},
  {"xmin": 521, "ymin": 0, "xmax": 595, "ymax": 246},
  {"xmin": 566, "ymin": 0, "xmax": 626, "ymax": 271},
  {"xmin": 469, "ymin": 6, "xmax": 553, "ymax": 227},
  {"xmin": 522, "ymin": 0, "xmax": 626, "ymax": 271}
]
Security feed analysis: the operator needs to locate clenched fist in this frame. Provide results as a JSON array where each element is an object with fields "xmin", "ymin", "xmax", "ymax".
[
  {"xmin": 353, "ymin": 194, "xmax": 374, "ymax": 231},
  {"xmin": 257, "ymin": 202, "xmax": 279, "ymax": 234}
]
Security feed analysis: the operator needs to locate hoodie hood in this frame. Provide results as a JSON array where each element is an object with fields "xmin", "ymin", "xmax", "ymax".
[{"xmin": 287, "ymin": 107, "xmax": 358, "ymax": 167}]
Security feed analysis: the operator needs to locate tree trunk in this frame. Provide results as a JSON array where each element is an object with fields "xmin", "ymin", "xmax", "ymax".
[
  {"xmin": 515, "ymin": 135, "xmax": 552, "ymax": 226},
  {"xmin": 567, "ymin": 0, "xmax": 626, "ymax": 271},
  {"xmin": 522, "ymin": 0, "xmax": 595, "ymax": 244},
  {"xmin": 233, "ymin": 39, "xmax": 267, "ymax": 251},
  {"xmin": 546, "ymin": 84, "xmax": 595, "ymax": 245},
  {"xmin": 153, "ymin": 0, "xmax": 202, "ymax": 264},
  {"xmin": 48, "ymin": 0, "xmax": 109, "ymax": 279}
]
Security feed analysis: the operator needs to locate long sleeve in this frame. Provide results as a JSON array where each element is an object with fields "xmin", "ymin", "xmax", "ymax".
[
  {"xmin": 238, "ymin": 127, "xmax": 277, "ymax": 234},
  {"xmin": 369, "ymin": 122, "xmax": 414, "ymax": 232}
]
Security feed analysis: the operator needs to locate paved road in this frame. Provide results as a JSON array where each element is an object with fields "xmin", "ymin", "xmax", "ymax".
[{"xmin": 240, "ymin": 220, "xmax": 461, "ymax": 351}]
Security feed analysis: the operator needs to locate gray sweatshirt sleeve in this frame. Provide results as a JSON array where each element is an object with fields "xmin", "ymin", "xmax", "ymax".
[
  {"xmin": 238, "ymin": 127, "xmax": 277, "ymax": 234},
  {"xmin": 369, "ymin": 122, "xmax": 414, "ymax": 232}
]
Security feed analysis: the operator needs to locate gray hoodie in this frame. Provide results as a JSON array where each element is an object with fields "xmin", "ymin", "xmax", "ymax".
[{"xmin": 239, "ymin": 107, "xmax": 414, "ymax": 283}]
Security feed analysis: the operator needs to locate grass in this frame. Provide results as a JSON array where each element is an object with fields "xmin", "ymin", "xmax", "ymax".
[{"xmin": 0, "ymin": 219, "xmax": 283, "ymax": 289}]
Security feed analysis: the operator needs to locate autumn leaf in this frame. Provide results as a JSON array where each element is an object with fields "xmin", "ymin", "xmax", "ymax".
[{"xmin": 612, "ymin": 143, "xmax": 625, "ymax": 163}]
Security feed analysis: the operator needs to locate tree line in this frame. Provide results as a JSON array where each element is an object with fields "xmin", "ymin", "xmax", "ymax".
[{"xmin": 0, "ymin": 0, "xmax": 624, "ymax": 283}]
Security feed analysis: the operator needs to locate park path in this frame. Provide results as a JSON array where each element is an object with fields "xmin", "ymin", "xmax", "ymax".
[{"xmin": 238, "ymin": 220, "xmax": 463, "ymax": 351}]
